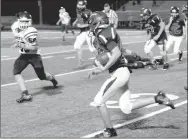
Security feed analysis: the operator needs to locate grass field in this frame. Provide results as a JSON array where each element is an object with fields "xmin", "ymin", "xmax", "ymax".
[{"xmin": 1, "ymin": 29, "xmax": 187, "ymax": 138}]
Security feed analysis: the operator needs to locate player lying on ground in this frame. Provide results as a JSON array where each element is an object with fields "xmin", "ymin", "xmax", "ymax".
[
  {"xmin": 141, "ymin": 8, "xmax": 169, "ymax": 70},
  {"xmin": 11, "ymin": 11, "xmax": 58, "ymax": 103},
  {"xmin": 87, "ymin": 11, "xmax": 175, "ymax": 138},
  {"xmin": 165, "ymin": 6, "xmax": 186, "ymax": 62}
]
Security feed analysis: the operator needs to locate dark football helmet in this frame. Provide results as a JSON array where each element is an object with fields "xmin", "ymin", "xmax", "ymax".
[
  {"xmin": 170, "ymin": 6, "xmax": 180, "ymax": 18},
  {"xmin": 77, "ymin": 0, "xmax": 87, "ymax": 11},
  {"xmin": 141, "ymin": 8, "xmax": 152, "ymax": 21},
  {"xmin": 88, "ymin": 11, "xmax": 109, "ymax": 35}
]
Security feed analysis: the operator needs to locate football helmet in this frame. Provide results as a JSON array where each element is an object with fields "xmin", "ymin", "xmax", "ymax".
[
  {"xmin": 77, "ymin": 0, "xmax": 87, "ymax": 11},
  {"xmin": 141, "ymin": 8, "xmax": 152, "ymax": 20},
  {"xmin": 182, "ymin": 5, "xmax": 188, "ymax": 17},
  {"xmin": 17, "ymin": 11, "xmax": 32, "ymax": 30},
  {"xmin": 88, "ymin": 11, "xmax": 109, "ymax": 35},
  {"xmin": 170, "ymin": 6, "xmax": 179, "ymax": 18}
]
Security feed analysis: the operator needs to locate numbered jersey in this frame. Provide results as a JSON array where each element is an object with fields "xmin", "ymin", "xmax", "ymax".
[
  {"xmin": 11, "ymin": 23, "xmax": 40, "ymax": 54},
  {"xmin": 145, "ymin": 14, "xmax": 166, "ymax": 38},
  {"xmin": 94, "ymin": 26, "xmax": 128, "ymax": 73},
  {"xmin": 169, "ymin": 16, "xmax": 185, "ymax": 36}
]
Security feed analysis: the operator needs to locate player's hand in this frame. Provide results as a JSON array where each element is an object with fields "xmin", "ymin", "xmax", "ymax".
[
  {"xmin": 72, "ymin": 22, "xmax": 76, "ymax": 27},
  {"xmin": 11, "ymin": 42, "xmax": 20, "ymax": 48},
  {"xmin": 88, "ymin": 68, "xmax": 103, "ymax": 79},
  {"xmin": 169, "ymin": 16, "xmax": 174, "ymax": 22},
  {"xmin": 56, "ymin": 22, "xmax": 59, "ymax": 25}
]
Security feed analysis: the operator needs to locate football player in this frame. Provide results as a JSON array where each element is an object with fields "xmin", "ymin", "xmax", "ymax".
[
  {"xmin": 165, "ymin": 6, "xmax": 186, "ymax": 62},
  {"xmin": 72, "ymin": 0, "xmax": 96, "ymax": 69},
  {"xmin": 11, "ymin": 11, "xmax": 58, "ymax": 103},
  {"xmin": 141, "ymin": 8, "xmax": 169, "ymax": 70},
  {"xmin": 182, "ymin": 5, "xmax": 187, "ymax": 41},
  {"xmin": 88, "ymin": 11, "xmax": 175, "ymax": 138},
  {"xmin": 56, "ymin": 7, "xmax": 75, "ymax": 41}
]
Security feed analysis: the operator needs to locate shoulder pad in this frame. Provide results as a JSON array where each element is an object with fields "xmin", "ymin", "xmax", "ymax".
[{"xmin": 24, "ymin": 27, "xmax": 38, "ymax": 39}]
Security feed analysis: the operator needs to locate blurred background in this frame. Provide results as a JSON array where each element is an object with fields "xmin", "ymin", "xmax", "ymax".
[{"xmin": 1, "ymin": 0, "xmax": 187, "ymax": 29}]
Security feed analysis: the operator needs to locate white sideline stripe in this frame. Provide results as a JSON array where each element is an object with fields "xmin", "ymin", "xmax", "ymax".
[
  {"xmin": 1, "ymin": 49, "xmax": 187, "ymax": 87},
  {"xmin": 1, "ymin": 56, "xmax": 9, "ymax": 58},
  {"xmin": 64, "ymin": 56, "xmax": 75, "ymax": 59},
  {"xmin": 81, "ymin": 100, "xmax": 187, "ymax": 138},
  {"xmin": 1, "ymin": 41, "xmax": 145, "ymax": 61},
  {"xmin": 42, "ymin": 56, "xmax": 53, "ymax": 59},
  {"xmin": 1, "ymin": 68, "xmax": 95, "ymax": 87}
]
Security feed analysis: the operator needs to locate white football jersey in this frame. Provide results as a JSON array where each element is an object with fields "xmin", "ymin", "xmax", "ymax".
[
  {"xmin": 59, "ymin": 12, "xmax": 71, "ymax": 25},
  {"xmin": 11, "ymin": 21, "xmax": 23, "ymax": 42}
]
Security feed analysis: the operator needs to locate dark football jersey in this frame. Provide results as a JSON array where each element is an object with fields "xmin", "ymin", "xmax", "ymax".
[
  {"xmin": 76, "ymin": 8, "xmax": 92, "ymax": 31},
  {"xmin": 145, "ymin": 14, "xmax": 165, "ymax": 38},
  {"xmin": 95, "ymin": 26, "xmax": 128, "ymax": 73},
  {"xmin": 169, "ymin": 16, "xmax": 185, "ymax": 36}
]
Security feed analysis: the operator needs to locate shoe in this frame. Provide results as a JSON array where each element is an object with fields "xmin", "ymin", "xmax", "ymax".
[
  {"xmin": 51, "ymin": 76, "xmax": 58, "ymax": 88},
  {"xmin": 16, "ymin": 93, "xmax": 32, "ymax": 103},
  {"xmin": 162, "ymin": 63, "xmax": 169, "ymax": 70},
  {"xmin": 94, "ymin": 128, "xmax": 117, "ymax": 138},
  {"xmin": 155, "ymin": 91, "xmax": 175, "ymax": 109},
  {"xmin": 178, "ymin": 50, "xmax": 183, "ymax": 61}
]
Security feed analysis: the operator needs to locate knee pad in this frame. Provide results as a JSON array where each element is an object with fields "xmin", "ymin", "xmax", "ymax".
[
  {"xmin": 119, "ymin": 91, "xmax": 132, "ymax": 114},
  {"xmin": 93, "ymin": 92, "xmax": 105, "ymax": 107},
  {"xmin": 144, "ymin": 39, "xmax": 156, "ymax": 54}
]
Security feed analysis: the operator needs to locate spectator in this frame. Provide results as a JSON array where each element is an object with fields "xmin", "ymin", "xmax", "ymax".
[{"xmin": 102, "ymin": 3, "xmax": 118, "ymax": 29}]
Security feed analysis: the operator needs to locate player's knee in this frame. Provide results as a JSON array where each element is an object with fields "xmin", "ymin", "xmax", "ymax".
[
  {"xmin": 119, "ymin": 91, "xmax": 132, "ymax": 114},
  {"xmin": 93, "ymin": 92, "xmax": 105, "ymax": 107},
  {"xmin": 35, "ymin": 68, "xmax": 47, "ymax": 80}
]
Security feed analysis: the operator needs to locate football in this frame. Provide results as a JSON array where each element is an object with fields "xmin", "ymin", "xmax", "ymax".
[{"xmin": 93, "ymin": 52, "xmax": 111, "ymax": 67}]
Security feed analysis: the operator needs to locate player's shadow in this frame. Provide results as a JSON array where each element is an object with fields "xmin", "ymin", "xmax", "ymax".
[
  {"xmin": 127, "ymin": 124, "xmax": 180, "ymax": 130},
  {"xmin": 32, "ymin": 85, "xmax": 64, "ymax": 96}
]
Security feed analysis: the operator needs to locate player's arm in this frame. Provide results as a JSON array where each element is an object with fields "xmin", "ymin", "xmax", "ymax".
[
  {"xmin": 112, "ymin": 10, "xmax": 118, "ymax": 29},
  {"xmin": 76, "ymin": 23, "xmax": 89, "ymax": 28},
  {"xmin": 166, "ymin": 16, "xmax": 173, "ymax": 31},
  {"xmin": 56, "ymin": 18, "xmax": 62, "ymax": 25},
  {"xmin": 102, "ymin": 41, "xmax": 121, "ymax": 71},
  {"xmin": 19, "ymin": 36, "xmax": 38, "ymax": 51},
  {"xmin": 154, "ymin": 17, "xmax": 165, "ymax": 40}
]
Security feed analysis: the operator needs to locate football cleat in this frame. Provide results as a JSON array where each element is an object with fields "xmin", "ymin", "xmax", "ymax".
[
  {"xmin": 94, "ymin": 128, "xmax": 117, "ymax": 138},
  {"xmin": 162, "ymin": 63, "xmax": 169, "ymax": 70},
  {"xmin": 16, "ymin": 93, "xmax": 32, "ymax": 103},
  {"xmin": 51, "ymin": 76, "xmax": 58, "ymax": 88},
  {"xmin": 155, "ymin": 91, "xmax": 175, "ymax": 109}
]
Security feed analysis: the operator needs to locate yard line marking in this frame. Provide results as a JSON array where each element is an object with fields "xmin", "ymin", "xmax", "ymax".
[
  {"xmin": 42, "ymin": 56, "xmax": 53, "ymax": 59},
  {"xmin": 82, "ymin": 100, "xmax": 187, "ymax": 138},
  {"xmin": 1, "ymin": 55, "xmax": 54, "ymax": 61},
  {"xmin": 1, "ymin": 56, "xmax": 9, "ymax": 58},
  {"xmin": 64, "ymin": 56, "xmax": 75, "ymax": 59},
  {"xmin": 1, "ymin": 50, "xmax": 187, "ymax": 87},
  {"xmin": 1, "ymin": 68, "xmax": 95, "ymax": 87},
  {"xmin": 1, "ymin": 41, "xmax": 146, "ymax": 61}
]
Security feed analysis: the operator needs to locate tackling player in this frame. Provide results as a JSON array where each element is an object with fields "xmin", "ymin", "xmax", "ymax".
[
  {"xmin": 56, "ymin": 7, "xmax": 75, "ymax": 41},
  {"xmin": 11, "ymin": 11, "xmax": 58, "ymax": 103},
  {"xmin": 88, "ymin": 11, "xmax": 175, "ymax": 138},
  {"xmin": 141, "ymin": 8, "xmax": 169, "ymax": 70},
  {"xmin": 182, "ymin": 5, "xmax": 187, "ymax": 41},
  {"xmin": 165, "ymin": 6, "xmax": 186, "ymax": 62},
  {"xmin": 72, "ymin": 0, "xmax": 96, "ymax": 69}
]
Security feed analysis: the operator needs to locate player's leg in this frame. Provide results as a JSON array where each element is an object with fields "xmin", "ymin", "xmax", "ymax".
[
  {"xmin": 13, "ymin": 55, "xmax": 32, "ymax": 103},
  {"xmin": 30, "ymin": 54, "xmax": 58, "ymax": 87},
  {"xmin": 173, "ymin": 36, "xmax": 184, "ymax": 61},
  {"xmin": 67, "ymin": 21, "xmax": 75, "ymax": 35},
  {"xmin": 85, "ymin": 32, "xmax": 97, "ymax": 56},
  {"xmin": 144, "ymin": 39, "xmax": 157, "ymax": 69},
  {"xmin": 74, "ymin": 32, "xmax": 86, "ymax": 68},
  {"xmin": 92, "ymin": 67, "xmax": 131, "ymax": 137},
  {"xmin": 61, "ymin": 23, "xmax": 66, "ymax": 41}
]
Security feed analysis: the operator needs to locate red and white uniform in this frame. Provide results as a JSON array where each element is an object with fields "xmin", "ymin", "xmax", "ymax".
[{"xmin": 59, "ymin": 11, "xmax": 71, "ymax": 25}]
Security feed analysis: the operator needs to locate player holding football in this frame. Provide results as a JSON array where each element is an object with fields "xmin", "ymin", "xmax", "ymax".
[
  {"xmin": 141, "ymin": 9, "xmax": 169, "ymax": 70},
  {"xmin": 165, "ymin": 6, "xmax": 186, "ymax": 62},
  {"xmin": 72, "ymin": 0, "xmax": 96, "ymax": 68},
  {"xmin": 56, "ymin": 7, "xmax": 75, "ymax": 41},
  {"xmin": 11, "ymin": 11, "xmax": 58, "ymax": 103},
  {"xmin": 88, "ymin": 11, "xmax": 175, "ymax": 138}
]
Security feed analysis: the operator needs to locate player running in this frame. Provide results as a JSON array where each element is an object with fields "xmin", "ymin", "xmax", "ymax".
[
  {"xmin": 11, "ymin": 11, "xmax": 58, "ymax": 103},
  {"xmin": 182, "ymin": 5, "xmax": 187, "ymax": 41},
  {"xmin": 56, "ymin": 7, "xmax": 75, "ymax": 41},
  {"xmin": 88, "ymin": 11, "xmax": 175, "ymax": 138},
  {"xmin": 165, "ymin": 6, "xmax": 186, "ymax": 62},
  {"xmin": 72, "ymin": 0, "xmax": 96, "ymax": 69},
  {"xmin": 141, "ymin": 8, "xmax": 169, "ymax": 70}
]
